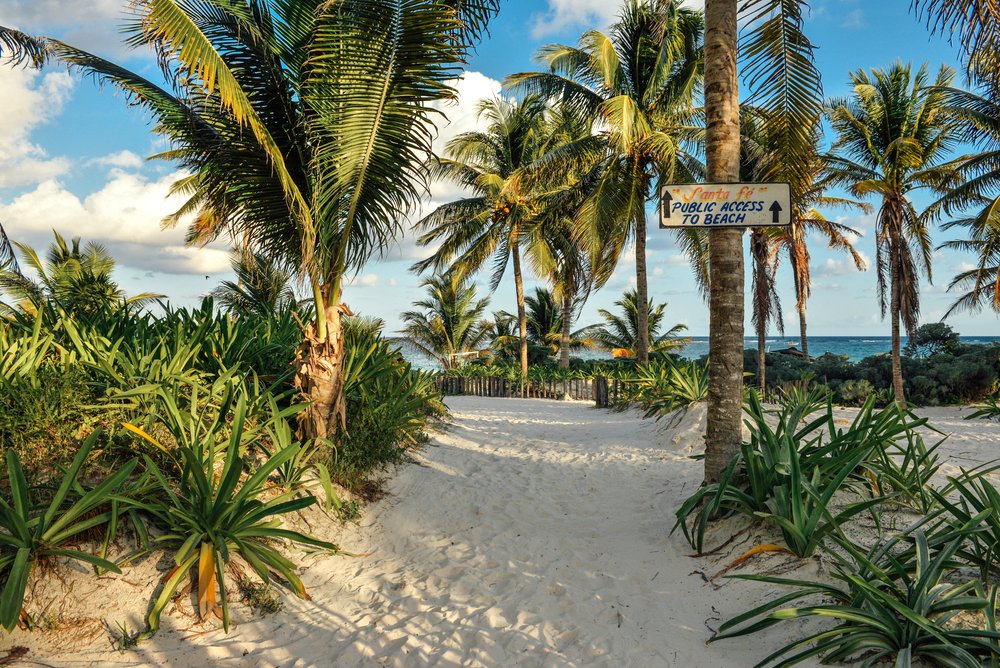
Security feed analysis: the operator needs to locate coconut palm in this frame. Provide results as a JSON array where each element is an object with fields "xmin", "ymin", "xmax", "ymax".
[
  {"xmin": 505, "ymin": 0, "xmax": 704, "ymax": 364},
  {"xmin": 212, "ymin": 248, "xmax": 298, "ymax": 319},
  {"xmin": 738, "ymin": 109, "xmax": 868, "ymax": 388},
  {"xmin": 2, "ymin": 0, "xmax": 500, "ymax": 439},
  {"xmin": 921, "ymin": 86, "xmax": 1000, "ymax": 316},
  {"xmin": 774, "ymin": 145, "xmax": 871, "ymax": 359},
  {"xmin": 0, "ymin": 230, "xmax": 159, "ymax": 316},
  {"xmin": 412, "ymin": 96, "xmax": 549, "ymax": 380},
  {"xmin": 401, "ymin": 273, "xmax": 493, "ymax": 370},
  {"xmin": 911, "ymin": 1, "xmax": 1000, "ymax": 94},
  {"xmin": 701, "ymin": 0, "xmax": 823, "ymax": 482},
  {"xmin": 584, "ymin": 289, "xmax": 688, "ymax": 358},
  {"xmin": 826, "ymin": 63, "xmax": 961, "ymax": 404}
]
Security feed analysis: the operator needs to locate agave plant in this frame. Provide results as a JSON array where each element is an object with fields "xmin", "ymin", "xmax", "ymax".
[
  {"xmin": 0, "ymin": 432, "xmax": 135, "ymax": 630},
  {"xmin": 713, "ymin": 528, "xmax": 1000, "ymax": 667},
  {"xmin": 125, "ymin": 393, "xmax": 338, "ymax": 635}
]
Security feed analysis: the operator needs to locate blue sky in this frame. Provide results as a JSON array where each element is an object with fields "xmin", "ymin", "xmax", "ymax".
[{"xmin": 0, "ymin": 0, "xmax": 996, "ymax": 337}]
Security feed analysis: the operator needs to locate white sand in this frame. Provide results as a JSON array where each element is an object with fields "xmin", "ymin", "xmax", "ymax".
[{"xmin": 3, "ymin": 398, "xmax": 997, "ymax": 666}]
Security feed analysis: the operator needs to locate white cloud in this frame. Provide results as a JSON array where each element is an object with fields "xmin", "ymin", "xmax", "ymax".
[
  {"xmin": 817, "ymin": 252, "xmax": 870, "ymax": 276},
  {"xmin": 89, "ymin": 150, "xmax": 145, "ymax": 170},
  {"xmin": 0, "ymin": 1, "xmax": 134, "ymax": 59},
  {"xmin": 346, "ymin": 273, "xmax": 380, "ymax": 288},
  {"xmin": 0, "ymin": 66, "xmax": 75, "ymax": 188},
  {"xmin": 531, "ymin": 0, "xmax": 703, "ymax": 38},
  {"xmin": 0, "ymin": 171, "xmax": 232, "ymax": 275}
]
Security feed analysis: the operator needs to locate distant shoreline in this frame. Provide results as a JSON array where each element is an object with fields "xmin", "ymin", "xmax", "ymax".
[{"xmin": 389, "ymin": 335, "xmax": 1000, "ymax": 369}]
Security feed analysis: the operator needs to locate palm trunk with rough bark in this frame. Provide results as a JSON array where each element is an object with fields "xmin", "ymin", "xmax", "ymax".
[
  {"xmin": 635, "ymin": 210, "xmax": 650, "ymax": 364},
  {"xmin": 295, "ymin": 287, "xmax": 348, "ymax": 441},
  {"xmin": 511, "ymin": 234, "xmax": 529, "ymax": 394},
  {"xmin": 757, "ymin": 325, "xmax": 767, "ymax": 393},
  {"xmin": 890, "ymin": 260, "xmax": 906, "ymax": 405},
  {"xmin": 797, "ymin": 300, "xmax": 809, "ymax": 359},
  {"xmin": 704, "ymin": 0, "xmax": 744, "ymax": 484},
  {"xmin": 560, "ymin": 287, "xmax": 572, "ymax": 399}
]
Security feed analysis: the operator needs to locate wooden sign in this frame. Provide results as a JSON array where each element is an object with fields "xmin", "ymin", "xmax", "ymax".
[{"xmin": 658, "ymin": 183, "xmax": 791, "ymax": 228}]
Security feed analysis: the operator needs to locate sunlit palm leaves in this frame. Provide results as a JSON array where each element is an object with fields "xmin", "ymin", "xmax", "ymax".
[
  {"xmin": 932, "ymin": 87, "xmax": 1000, "ymax": 315},
  {"xmin": 583, "ymin": 289, "xmax": 688, "ymax": 356},
  {"xmin": 400, "ymin": 273, "xmax": 493, "ymax": 369},
  {"xmin": 505, "ymin": 0, "xmax": 704, "ymax": 362},
  {"xmin": 912, "ymin": 0, "xmax": 1000, "ymax": 94},
  {"xmin": 0, "ymin": 231, "xmax": 160, "ymax": 316}
]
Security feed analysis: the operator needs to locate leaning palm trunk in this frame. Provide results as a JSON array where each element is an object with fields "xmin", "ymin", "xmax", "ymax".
[
  {"xmin": 635, "ymin": 211, "xmax": 651, "ymax": 364},
  {"xmin": 511, "ymin": 234, "xmax": 529, "ymax": 392},
  {"xmin": 704, "ymin": 0, "xmax": 744, "ymax": 484}
]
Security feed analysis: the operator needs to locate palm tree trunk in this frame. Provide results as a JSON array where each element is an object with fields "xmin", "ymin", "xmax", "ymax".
[
  {"xmin": 797, "ymin": 299, "xmax": 809, "ymax": 359},
  {"xmin": 704, "ymin": 0, "xmax": 744, "ymax": 484},
  {"xmin": 635, "ymin": 211, "xmax": 650, "ymax": 364},
  {"xmin": 511, "ymin": 232, "xmax": 529, "ymax": 392},
  {"xmin": 295, "ymin": 283, "xmax": 347, "ymax": 440},
  {"xmin": 560, "ymin": 286, "xmax": 572, "ymax": 400},
  {"xmin": 890, "ymin": 266, "xmax": 906, "ymax": 405},
  {"xmin": 560, "ymin": 289, "xmax": 572, "ymax": 370},
  {"xmin": 757, "ymin": 325, "xmax": 767, "ymax": 393}
]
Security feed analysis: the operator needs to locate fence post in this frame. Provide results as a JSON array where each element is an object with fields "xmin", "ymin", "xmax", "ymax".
[{"xmin": 594, "ymin": 376, "xmax": 609, "ymax": 408}]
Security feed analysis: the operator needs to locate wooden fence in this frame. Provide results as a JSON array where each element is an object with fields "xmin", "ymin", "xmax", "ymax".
[{"xmin": 436, "ymin": 375, "xmax": 629, "ymax": 406}]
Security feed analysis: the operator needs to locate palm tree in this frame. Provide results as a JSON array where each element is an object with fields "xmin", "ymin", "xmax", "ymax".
[
  {"xmin": 738, "ymin": 109, "xmax": 868, "ymax": 388},
  {"xmin": 911, "ymin": 1, "xmax": 1000, "ymax": 95},
  {"xmin": 774, "ymin": 144, "xmax": 871, "ymax": 359},
  {"xmin": 826, "ymin": 63, "xmax": 961, "ymax": 404},
  {"xmin": 921, "ymin": 87, "xmax": 1000, "ymax": 316},
  {"xmin": 584, "ymin": 289, "xmax": 688, "ymax": 357},
  {"xmin": 505, "ymin": 0, "xmax": 704, "ymax": 364},
  {"xmin": 412, "ymin": 96, "xmax": 549, "ymax": 381},
  {"xmin": 212, "ymin": 248, "xmax": 298, "ymax": 319},
  {"xmin": 0, "ymin": 230, "xmax": 159, "ymax": 316},
  {"xmin": 3, "ymin": 0, "xmax": 500, "ymax": 439},
  {"xmin": 401, "ymin": 273, "xmax": 493, "ymax": 370},
  {"xmin": 701, "ymin": 0, "xmax": 824, "ymax": 482}
]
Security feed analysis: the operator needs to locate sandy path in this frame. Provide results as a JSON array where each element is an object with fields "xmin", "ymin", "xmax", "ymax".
[{"xmin": 7, "ymin": 398, "xmax": 994, "ymax": 666}]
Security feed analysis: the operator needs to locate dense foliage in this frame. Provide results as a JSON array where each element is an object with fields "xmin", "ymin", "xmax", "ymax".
[
  {"xmin": 745, "ymin": 342, "xmax": 1000, "ymax": 407},
  {"xmin": 0, "ymin": 301, "xmax": 442, "ymax": 635}
]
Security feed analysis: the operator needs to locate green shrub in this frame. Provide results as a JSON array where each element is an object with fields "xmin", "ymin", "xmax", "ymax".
[
  {"xmin": 125, "ymin": 391, "xmax": 337, "ymax": 636},
  {"xmin": 0, "ymin": 432, "xmax": 134, "ymax": 630},
  {"xmin": 713, "ymin": 528, "xmax": 1000, "ymax": 667},
  {"xmin": 837, "ymin": 379, "xmax": 875, "ymax": 406}
]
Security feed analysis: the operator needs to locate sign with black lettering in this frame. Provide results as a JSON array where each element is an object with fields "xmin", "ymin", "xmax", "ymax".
[{"xmin": 658, "ymin": 183, "xmax": 791, "ymax": 228}]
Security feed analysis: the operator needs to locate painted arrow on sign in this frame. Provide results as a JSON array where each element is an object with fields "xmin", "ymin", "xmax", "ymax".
[
  {"xmin": 769, "ymin": 201, "xmax": 783, "ymax": 224},
  {"xmin": 659, "ymin": 190, "xmax": 673, "ymax": 228}
]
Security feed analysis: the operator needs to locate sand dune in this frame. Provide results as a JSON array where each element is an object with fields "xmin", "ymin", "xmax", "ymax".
[{"xmin": 4, "ymin": 398, "xmax": 995, "ymax": 666}]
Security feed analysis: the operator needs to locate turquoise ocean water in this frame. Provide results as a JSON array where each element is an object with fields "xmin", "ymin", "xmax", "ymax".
[{"xmin": 393, "ymin": 335, "xmax": 1000, "ymax": 371}]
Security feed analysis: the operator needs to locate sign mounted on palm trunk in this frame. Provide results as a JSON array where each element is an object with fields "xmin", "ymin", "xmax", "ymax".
[{"xmin": 658, "ymin": 183, "xmax": 791, "ymax": 228}]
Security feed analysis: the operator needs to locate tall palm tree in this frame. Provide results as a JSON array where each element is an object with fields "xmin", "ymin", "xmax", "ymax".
[
  {"xmin": 923, "ymin": 87, "xmax": 1000, "ymax": 317},
  {"xmin": 412, "ymin": 96, "xmax": 549, "ymax": 381},
  {"xmin": 702, "ymin": 0, "xmax": 823, "ymax": 482},
  {"xmin": 0, "ymin": 230, "xmax": 159, "ymax": 316},
  {"xmin": 911, "ymin": 1, "xmax": 1000, "ymax": 95},
  {"xmin": 211, "ymin": 248, "xmax": 298, "ymax": 318},
  {"xmin": 826, "ymin": 63, "xmax": 961, "ymax": 403},
  {"xmin": 401, "ymin": 273, "xmax": 493, "ymax": 369},
  {"xmin": 505, "ymin": 0, "xmax": 704, "ymax": 364},
  {"xmin": 584, "ymin": 289, "xmax": 688, "ymax": 357},
  {"xmin": 3, "ymin": 0, "xmax": 500, "ymax": 439}
]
